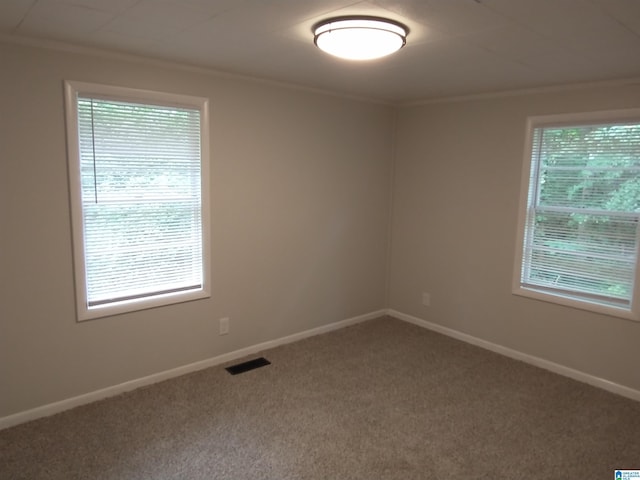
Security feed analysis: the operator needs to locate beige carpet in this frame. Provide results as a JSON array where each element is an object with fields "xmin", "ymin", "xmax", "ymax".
[{"xmin": 1, "ymin": 316, "xmax": 639, "ymax": 479}]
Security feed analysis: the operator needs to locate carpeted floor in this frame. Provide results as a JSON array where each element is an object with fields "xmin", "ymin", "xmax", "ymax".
[{"xmin": 1, "ymin": 316, "xmax": 639, "ymax": 479}]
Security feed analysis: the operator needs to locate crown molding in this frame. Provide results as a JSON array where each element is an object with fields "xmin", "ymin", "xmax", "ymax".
[
  {"xmin": 0, "ymin": 33, "xmax": 393, "ymax": 107},
  {"xmin": 398, "ymin": 76, "xmax": 640, "ymax": 107},
  {"xmin": 2, "ymin": 32, "xmax": 638, "ymax": 109}
]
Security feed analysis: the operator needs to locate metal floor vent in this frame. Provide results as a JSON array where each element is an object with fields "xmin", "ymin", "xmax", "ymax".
[{"xmin": 225, "ymin": 357, "xmax": 271, "ymax": 375}]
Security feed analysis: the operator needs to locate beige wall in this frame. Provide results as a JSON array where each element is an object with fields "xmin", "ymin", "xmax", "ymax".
[
  {"xmin": 2, "ymin": 39, "xmax": 640, "ymax": 420},
  {"xmin": 0, "ymin": 43, "xmax": 393, "ymax": 417},
  {"xmin": 389, "ymin": 86, "xmax": 640, "ymax": 391}
]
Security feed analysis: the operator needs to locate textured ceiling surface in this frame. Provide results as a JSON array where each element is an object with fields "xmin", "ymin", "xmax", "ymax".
[{"xmin": 2, "ymin": 0, "xmax": 640, "ymax": 102}]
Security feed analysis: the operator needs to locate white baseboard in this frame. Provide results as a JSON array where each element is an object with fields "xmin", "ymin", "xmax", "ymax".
[
  {"xmin": 5, "ymin": 308, "xmax": 635, "ymax": 431},
  {"xmin": 387, "ymin": 309, "xmax": 640, "ymax": 403},
  {"xmin": 0, "ymin": 309, "xmax": 386, "ymax": 431}
]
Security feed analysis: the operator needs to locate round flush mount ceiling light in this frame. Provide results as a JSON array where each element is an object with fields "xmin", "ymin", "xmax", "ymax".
[{"xmin": 313, "ymin": 16, "xmax": 408, "ymax": 61}]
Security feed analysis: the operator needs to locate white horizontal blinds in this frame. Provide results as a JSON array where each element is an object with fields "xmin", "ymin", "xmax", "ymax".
[
  {"xmin": 77, "ymin": 95, "xmax": 203, "ymax": 307},
  {"xmin": 522, "ymin": 121, "xmax": 640, "ymax": 306}
]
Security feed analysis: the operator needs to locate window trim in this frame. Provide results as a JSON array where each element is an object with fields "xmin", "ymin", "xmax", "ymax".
[
  {"xmin": 512, "ymin": 108, "xmax": 640, "ymax": 321},
  {"xmin": 64, "ymin": 80, "xmax": 211, "ymax": 321}
]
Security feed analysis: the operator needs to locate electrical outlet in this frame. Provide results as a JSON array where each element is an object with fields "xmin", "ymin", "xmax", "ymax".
[
  {"xmin": 421, "ymin": 292, "xmax": 430, "ymax": 306},
  {"xmin": 219, "ymin": 317, "xmax": 229, "ymax": 335}
]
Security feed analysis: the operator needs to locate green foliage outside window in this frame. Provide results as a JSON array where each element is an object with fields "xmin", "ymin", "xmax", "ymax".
[{"xmin": 526, "ymin": 123, "xmax": 640, "ymax": 303}]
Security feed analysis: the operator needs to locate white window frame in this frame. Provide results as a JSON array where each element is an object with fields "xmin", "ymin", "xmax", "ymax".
[
  {"xmin": 64, "ymin": 80, "xmax": 211, "ymax": 321},
  {"xmin": 513, "ymin": 108, "xmax": 640, "ymax": 321}
]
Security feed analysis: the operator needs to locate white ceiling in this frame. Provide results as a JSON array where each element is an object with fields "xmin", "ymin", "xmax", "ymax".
[{"xmin": 2, "ymin": 0, "xmax": 640, "ymax": 103}]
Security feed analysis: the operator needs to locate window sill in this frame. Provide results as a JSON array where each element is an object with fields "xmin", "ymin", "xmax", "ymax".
[
  {"xmin": 512, "ymin": 286, "xmax": 639, "ymax": 322},
  {"xmin": 77, "ymin": 288, "xmax": 210, "ymax": 321}
]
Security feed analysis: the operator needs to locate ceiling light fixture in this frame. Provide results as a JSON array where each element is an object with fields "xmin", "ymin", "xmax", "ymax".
[{"xmin": 313, "ymin": 16, "xmax": 408, "ymax": 61}]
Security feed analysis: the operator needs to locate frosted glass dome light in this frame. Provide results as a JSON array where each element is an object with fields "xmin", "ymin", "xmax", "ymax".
[{"xmin": 313, "ymin": 16, "xmax": 408, "ymax": 61}]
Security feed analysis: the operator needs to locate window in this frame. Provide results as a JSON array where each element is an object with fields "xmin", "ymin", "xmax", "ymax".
[
  {"xmin": 513, "ymin": 109, "xmax": 640, "ymax": 320},
  {"xmin": 64, "ymin": 81, "xmax": 210, "ymax": 320}
]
